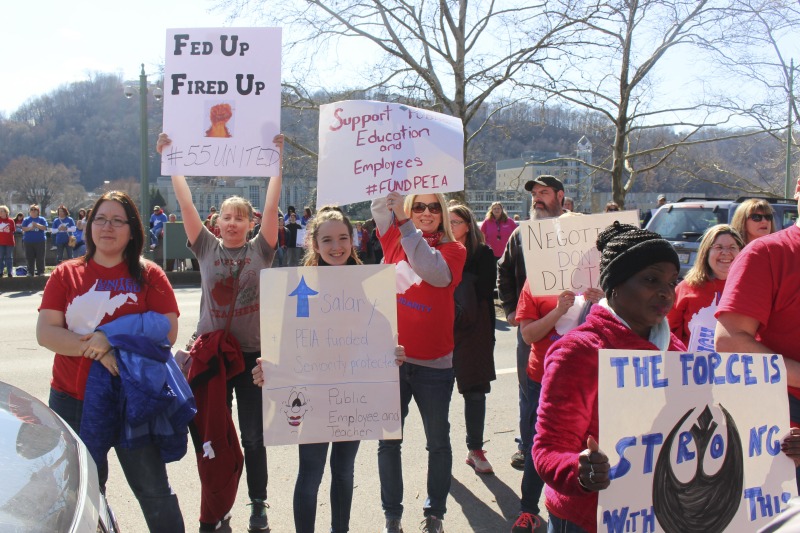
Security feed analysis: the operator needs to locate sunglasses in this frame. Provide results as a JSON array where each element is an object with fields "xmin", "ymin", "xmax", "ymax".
[
  {"xmin": 411, "ymin": 202, "xmax": 442, "ymax": 214},
  {"xmin": 748, "ymin": 213, "xmax": 773, "ymax": 222}
]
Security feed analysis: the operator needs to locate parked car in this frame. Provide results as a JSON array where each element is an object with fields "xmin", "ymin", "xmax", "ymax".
[
  {"xmin": 0, "ymin": 380, "xmax": 119, "ymax": 532},
  {"xmin": 645, "ymin": 196, "xmax": 798, "ymax": 277}
]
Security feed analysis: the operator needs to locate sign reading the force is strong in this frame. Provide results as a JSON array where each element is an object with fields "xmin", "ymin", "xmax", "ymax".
[
  {"xmin": 161, "ymin": 28, "xmax": 282, "ymax": 177},
  {"xmin": 316, "ymin": 100, "xmax": 464, "ymax": 207},
  {"xmin": 520, "ymin": 211, "xmax": 640, "ymax": 296},
  {"xmin": 598, "ymin": 349, "xmax": 797, "ymax": 532},
  {"xmin": 259, "ymin": 265, "xmax": 401, "ymax": 446}
]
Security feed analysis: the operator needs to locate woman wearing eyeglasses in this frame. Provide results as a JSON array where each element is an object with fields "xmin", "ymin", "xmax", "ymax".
[
  {"xmin": 371, "ymin": 191, "xmax": 466, "ymax": 533},
  {"xmin": 36, "ymin": 190, "xmax": 185, "ymax": 531},
  {"xmin": 730, "ymin": 198, "xmax": 776, "ymax": 245},
  {"xmin": 667, "ymin": 224, "xmax": 744, "ymax": 348}
]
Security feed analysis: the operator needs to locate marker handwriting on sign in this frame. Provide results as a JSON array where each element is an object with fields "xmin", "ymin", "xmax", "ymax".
[{"xmin": 609, "ymin": 352, "xmax": 782, "ymax": 389}]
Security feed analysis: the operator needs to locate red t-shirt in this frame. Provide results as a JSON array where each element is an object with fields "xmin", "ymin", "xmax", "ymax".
[
  {"xmin": 380, "ymin": 224, "xmax": 465, "ymax": 359},
  {"xmin": 668, "ymin": 277, "xmax": 726, "ymax": 347},
  {"xmin": 516, "ymin": 279, "xmax": 560, "ymax": 383},
  {"xmin": 0, "ymin": 216, "xmax": 15, "ymax": 246},
  {"xmin": 717, "ymin": 224, "xmax": 800, "ymax": 399},
  {"xmin": 39, "ymin": 259, "xmax": 179, "ymax": 400}
]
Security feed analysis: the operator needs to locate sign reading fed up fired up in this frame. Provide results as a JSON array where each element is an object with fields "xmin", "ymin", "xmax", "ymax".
[
  {"xmin": 161, "ymin": 27, "xmax": 282, "ymax": 177},
  {"xmin": 521, "ymin": 210, "xmax": 640, "ymax": 296},
  {"xmin": 259, "ymin": 264, "xmax": 400, "ymax": 446}
]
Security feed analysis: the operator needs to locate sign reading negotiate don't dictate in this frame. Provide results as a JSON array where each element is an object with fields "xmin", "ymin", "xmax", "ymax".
[
  {"xmin": 521, "ymin": 210, "xmax": 640, "ymax": 296},
  {"xmin": 161, "ymin": 27, "xmax": 282, "ymax": 177},
  {"xmin": 259, "ymin": 265, "xmax": 400, "ymax": 446},
  {"xmin": 316, "ymin": 100, "xmax": 464, "ymax": 207},
  {"xmin": 598, "ymin": 349, "xmax": 797, "ymax": 532}
]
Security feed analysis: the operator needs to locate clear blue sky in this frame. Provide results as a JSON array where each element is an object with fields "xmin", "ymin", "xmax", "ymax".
[{"xmin": 2, "ymin": 0, "xmax": 239, "ymax": 116}]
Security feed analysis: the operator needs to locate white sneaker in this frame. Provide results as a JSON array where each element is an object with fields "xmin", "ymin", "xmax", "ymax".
[
  {"xmin": 466, "ymin": 449, "xmax": 494, "ymax": 474},
  {"xmin": 384, "ymin": 517, "xmax": 403, "ymax": 533}
]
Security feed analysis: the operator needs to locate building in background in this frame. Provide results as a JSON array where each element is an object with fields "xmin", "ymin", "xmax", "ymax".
[
  {"xmin": 154, "ymin": 176, "xmax": 314, "ymax": 219},
  {"xmin": 466, "ymin": 136, "xmax": 593, "ymax": 219}
]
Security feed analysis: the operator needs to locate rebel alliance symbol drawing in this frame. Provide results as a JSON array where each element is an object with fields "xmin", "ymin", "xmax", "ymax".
[{"xmin": 653, "ymin": 404, "xmax": 744, "ymax": 533}]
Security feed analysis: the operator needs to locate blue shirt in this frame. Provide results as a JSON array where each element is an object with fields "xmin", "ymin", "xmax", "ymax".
[
  {"xmin": 21, "ymin": 216, "xmax": 48, "ymax": 243},
  {"xmin": 52, "ymin": 216, "xmax": 76, "ymax": 245}
]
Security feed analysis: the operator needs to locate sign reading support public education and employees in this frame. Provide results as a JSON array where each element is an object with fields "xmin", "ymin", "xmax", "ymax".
[
  {"xmin": 316, "ymin": 100, "xmax": 464, "ymax": 207},
  {"xmin": 598, "ymin": 349, "xmax": 797, "ymax": 532},
  {"xmin": 161, "ymin": 28, "xmax": 282, "ymax": 177},
  {"xmin": 520, "ymin": 211, "xmax": 640, "ymax": 297},
  {"xmin": 259, "ymin": 265, "xmax": 401, "ymax": 446}
]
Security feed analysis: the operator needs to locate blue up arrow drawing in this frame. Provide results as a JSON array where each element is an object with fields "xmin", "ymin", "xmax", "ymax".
[{"xmin": 288, "ymin": 276, "xmax": 319, "ymax": 317}]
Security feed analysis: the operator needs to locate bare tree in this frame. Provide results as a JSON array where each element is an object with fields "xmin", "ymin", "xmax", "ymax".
[
  {"xmin": 0, "ymin": 156, "xmax": 80, "ymax": 214},
  {"xmin": 218, "ymin": 0, "xmax": 598, "ymax": 184},
  {"xmin": 531, "ymin": 0, "xmax": 798, "ymax": 206}
]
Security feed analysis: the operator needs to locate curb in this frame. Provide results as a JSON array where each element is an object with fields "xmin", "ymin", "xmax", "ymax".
[{"xmin": 0, "ymin": 271, "xmax": 202, "ymax": 293}]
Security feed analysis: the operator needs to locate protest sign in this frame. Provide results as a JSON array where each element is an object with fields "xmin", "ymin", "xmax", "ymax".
[
  {"xmin": 259, "ymin": 264, "xmax": 400, "ymax": 446},
  {"xmin": 161, "ymin": 28, "xmax": 282, "ymax": 177},
  {"xmin": 520, "ymin": 211, "xmax": 640, "ymax": 296},
  {"xmin": 316, "ymin": 100, "xmax": 464, "ymax": 206},
  {"xmin": 598, "ymin": 349, "xmax": 797, "ymax": 532}
]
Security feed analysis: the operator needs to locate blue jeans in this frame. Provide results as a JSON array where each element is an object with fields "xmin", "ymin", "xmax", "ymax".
[
  {"xmin": 520, "ymin": 378, "xmax": 544, "ymax": 515},
  {"xmin": 227, "ymin": 352, "xmax": 268, "ymax": 501},
  {"xmin": 48, "ymin": 388, "xmax": 184, "ymax": 533},
  {"xmin": 56, "ymin": 241, "xmax": 73, "ymax": 263},
  {"xmin": 0, "ymin": 245, "xmax": 13, "ymax": 276},
  {"xmin": 49, "ymin": 387, "xmax": 83, "ymax": 433},
  {"xmin": 516, "ymin": 327, "xmax": 532, "ymax": 450},
  {"xmin": 294, "ymin": 441, "xmax": 360, "ymax": 533},
  {"xmin": 116, "ymin": 445, "xmax": 185, "ymax": 533},
  {"xmin": 548, "ymin": 514, "xmax": 589, "ymax": 533},
  {"xmin": 463, "ymin": 391, "xmax": 487, "ymax": 450},
  {"xmin": 378, "ymin": 363, "xmax": 455, "ymax": 519}
]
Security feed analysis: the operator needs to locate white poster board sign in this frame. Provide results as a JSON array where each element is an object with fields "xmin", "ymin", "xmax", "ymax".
[
  {"xmin": 161, "ymin": 28, "xmax": 282, "ymax": 177},
  {"xmin": 520, "ymin": 211, "xmax": 640, "ymax": 296},
  {"xmin": 598, "ymin": 349, "xmax": 797, "ymax": 532},
  {"xmin": 317, "ymin": 100, "xmax": 464, "ymax": 207},
  {"xmin": 259, "ymin": 264, "xmax": 401, "ymax": 446}
]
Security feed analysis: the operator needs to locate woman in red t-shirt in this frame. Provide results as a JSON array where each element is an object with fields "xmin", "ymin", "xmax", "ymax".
[
  {"xmin": 36, "ymin": 190, "xmax": 184, "ymax": 532},
  {"xmin": 668, "ymin": 224, "xmax": 744, "ymax": 347},
  {"xmin": 0, "ymin": 205, "xmax": 16, "ymax": 277}
]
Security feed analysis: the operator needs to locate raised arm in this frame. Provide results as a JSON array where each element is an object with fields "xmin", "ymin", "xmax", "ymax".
[
  {"xmin": 156, "ymin": 134, "xmax": 203, "ymax": 245},
  {"xmin": 258, "ymin": 134, "xmax": 284, "ymax": 249}
]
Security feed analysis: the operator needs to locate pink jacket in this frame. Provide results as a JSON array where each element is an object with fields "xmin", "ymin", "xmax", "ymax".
[{"xmin": 533, "ymin": 306, "xmax": 685, "ymax": 533}]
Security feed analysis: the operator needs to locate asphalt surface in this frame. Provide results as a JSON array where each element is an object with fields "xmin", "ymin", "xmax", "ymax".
[{"xmin": 0, "ymin": 284, "xmax": 546, "ymax": 533}]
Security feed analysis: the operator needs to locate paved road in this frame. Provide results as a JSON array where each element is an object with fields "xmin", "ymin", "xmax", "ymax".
[{"xmin": 0, "ymin": 286, "xmax": 546, "ymax": 532}]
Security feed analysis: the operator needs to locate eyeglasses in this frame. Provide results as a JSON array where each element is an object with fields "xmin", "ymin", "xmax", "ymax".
[
  {"xmin": 607, "ymin": 208, "xmax": 620, "ymax": 212},
  {"xmin": 411, "ymin": 202, "xmax": 443, "ymax": 214},
  {"xmin": 449, "ymin": 219, "xmax": 466, "ymax": 226},
  {"xmin": 92, "ymin": 216, "xmax": 129, "ymax": 228},
  {"xmin": 748, "ymin": 213, "xmax": 773, "ymax": 222},
  {"xmin": 710, "ymin": 244, "xmax": 740, "ymax": 254}
]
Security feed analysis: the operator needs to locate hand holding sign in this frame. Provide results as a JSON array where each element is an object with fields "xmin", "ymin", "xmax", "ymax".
[
  {"xmin": 578, "ymin": 435, "xmax": 610, "ymax": 492},
  {"xmin": 782, "ymin": 428, "xmax": 800, "ymax": 468}
]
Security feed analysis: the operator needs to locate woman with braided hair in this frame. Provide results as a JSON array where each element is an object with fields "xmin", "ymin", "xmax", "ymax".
[{"xmin": 532, "ymin": 222, "xmax": 685, "ymax": 533}]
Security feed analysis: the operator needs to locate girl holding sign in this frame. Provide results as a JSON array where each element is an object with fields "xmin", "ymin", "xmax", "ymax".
[
  {"xmin": 157, "ymin": 133, "xmax": 283, "ymax": 533},
  {"xmin": 252, "ymin": 205, "xmax": 401, "ymax": 533},
  {"xmin": 371, "ymin": 191, "xmax": 466, "ymax": 533}
]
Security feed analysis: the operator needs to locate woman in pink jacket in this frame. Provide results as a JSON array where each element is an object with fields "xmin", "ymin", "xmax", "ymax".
[{"xmin": 480, "ymin": 202, "xmax": 517, "ymax": 259}]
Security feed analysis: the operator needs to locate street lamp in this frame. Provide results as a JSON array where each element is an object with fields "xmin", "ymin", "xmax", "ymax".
[{"xmin": 124, "ymin": 64, "xmax": 163, "ymax": 218}]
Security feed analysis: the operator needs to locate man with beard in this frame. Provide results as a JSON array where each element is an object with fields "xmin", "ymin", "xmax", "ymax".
[{"xmin": 498, "ymin": 175, "xmax": 565, "ymax": 533}]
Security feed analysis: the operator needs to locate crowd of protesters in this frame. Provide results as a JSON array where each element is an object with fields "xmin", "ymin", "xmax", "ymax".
[{"xmin": 24, "ymin": 162, "xmax": 800, "ymax": 533}]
